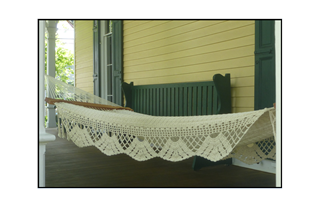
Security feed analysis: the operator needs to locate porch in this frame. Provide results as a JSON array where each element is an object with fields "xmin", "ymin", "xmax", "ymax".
[{"xmin": 45, "ymin": 128, "xmax": 275, "ymax": 187}]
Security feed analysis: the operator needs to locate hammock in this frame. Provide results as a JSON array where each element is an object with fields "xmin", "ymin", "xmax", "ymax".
[{"xmin": 45, "ymin": 75, "xmax": 276, "ymax": 164}]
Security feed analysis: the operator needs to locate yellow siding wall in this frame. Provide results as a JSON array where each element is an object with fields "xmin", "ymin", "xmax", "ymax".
[
  {"xmin": 123, "ymin": 20, "xmax": 255, "ymax": 112},
  {"xmin": 74, "ymin": 20, "xmax": 94, "ymax": 94}
]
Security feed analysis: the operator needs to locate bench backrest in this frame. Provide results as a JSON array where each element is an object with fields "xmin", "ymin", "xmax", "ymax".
[{"xmin": 122, "ymin": 73, "xmax": 231, "ymax": 116}]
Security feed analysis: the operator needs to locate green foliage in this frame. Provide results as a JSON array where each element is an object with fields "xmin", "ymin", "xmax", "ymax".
[
  {"xmin": 45, "ymin": 29, "xmax": 74, "ymax": 85},
  {"xmin": 45, "ymin": 115, "xmax": 47, "ymax": 128},
  {"xmin": 55, "ymin": 42, "xmax": 74, "ymax": 85}
]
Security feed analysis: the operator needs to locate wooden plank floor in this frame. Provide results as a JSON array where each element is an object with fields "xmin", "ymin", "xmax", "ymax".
[{"xmin": 45, "ymin": 128, "xmax": 275, "ymax": 188}]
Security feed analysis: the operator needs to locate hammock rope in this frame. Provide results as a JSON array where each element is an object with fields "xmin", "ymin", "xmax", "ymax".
[{"xmin": 45, "ymin": 75, "xmax": 276, "ymax": 164}]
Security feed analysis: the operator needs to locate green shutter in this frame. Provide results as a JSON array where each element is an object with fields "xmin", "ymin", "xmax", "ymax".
[
  {"xmin": 254, "ymin": 20, "xmax": 275, "ymax": 110},
  {"xmin": 111, "ymin": 20, "xmax": 123, "ymax": 106},
  {"xmin": 93, "ymin": 20, "xmax": 100, "ymax": 97}
]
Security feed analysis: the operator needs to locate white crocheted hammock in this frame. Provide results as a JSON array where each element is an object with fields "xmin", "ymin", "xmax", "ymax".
[{"xmin": 45, "ymin": 75, "xmax": 276, "ymax": 164}]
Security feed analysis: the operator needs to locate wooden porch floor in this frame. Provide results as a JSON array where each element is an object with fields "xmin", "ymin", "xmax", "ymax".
[{"xmin": 44, "ymin": 128, "xmax": 275, "ymax": 188}]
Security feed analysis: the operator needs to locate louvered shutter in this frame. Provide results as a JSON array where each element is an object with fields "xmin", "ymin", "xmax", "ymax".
[{"xmin": 254, "ymin": 20, "xmax": 275, "ymax": 110}]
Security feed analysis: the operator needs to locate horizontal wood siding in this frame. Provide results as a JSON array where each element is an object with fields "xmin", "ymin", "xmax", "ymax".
[
  {"xmin": 123, "ymin": 20, "xmax": 255, "ymax": 113},
  {"xmin": 74, "ymin": 20, "xmax": 94, "ymax": 94}
]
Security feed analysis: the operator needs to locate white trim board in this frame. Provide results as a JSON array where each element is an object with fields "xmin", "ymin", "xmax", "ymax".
[
  {"xmin": 275, "ymin": 20, "xmax": 282, "ymax": 187},
  {"xmin": 232, "ymin": 158, "xmax": 276, "ymax": 174}
]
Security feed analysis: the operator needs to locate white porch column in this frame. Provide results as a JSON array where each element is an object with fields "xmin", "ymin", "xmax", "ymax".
[
  {"xmin": 275, "ymin": 20, "xmax": 282, "ymax": 187},
  {"xmin": 46, "ymin": 20, "xmax": 58, "ymax": 128},
  {"xmin": 39, "ymin": 20, "xmax": 56, "ymax": 187}
]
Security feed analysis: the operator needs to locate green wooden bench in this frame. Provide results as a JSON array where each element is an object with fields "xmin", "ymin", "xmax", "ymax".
[{"xmin": 122, "ymin": 73, "xmax": 232, "ymax": 170}]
